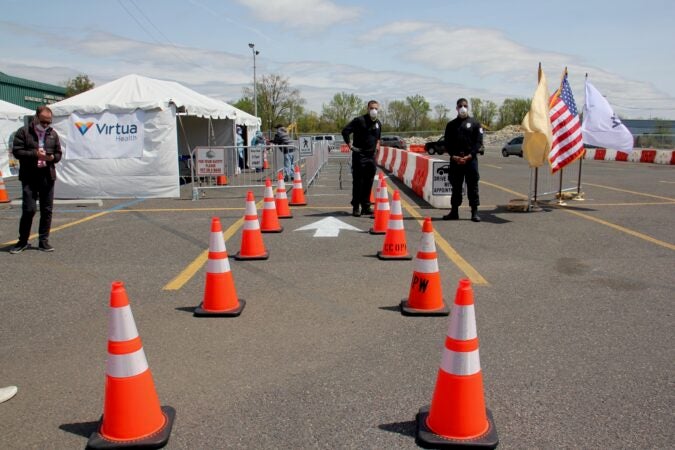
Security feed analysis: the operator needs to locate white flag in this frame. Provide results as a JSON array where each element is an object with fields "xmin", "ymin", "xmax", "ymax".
[{"xmin": 581, "ymin": 80, "xmax": 634, "ymax": 152}]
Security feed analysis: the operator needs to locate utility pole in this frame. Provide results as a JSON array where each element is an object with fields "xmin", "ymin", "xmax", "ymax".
[{"xmin": 248, "ymin": 43, "xmax": 259, "ymax": 118}]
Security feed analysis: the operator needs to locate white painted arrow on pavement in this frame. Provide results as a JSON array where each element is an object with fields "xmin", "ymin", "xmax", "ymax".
[{"xmin": 294, "ymin": 216, "xmax": 362, "ymax": 237}]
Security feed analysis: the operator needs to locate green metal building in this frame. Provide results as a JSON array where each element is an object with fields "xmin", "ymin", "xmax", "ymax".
[{"xmin": 0, "ymin": 71, "xmax": 66, "ymax": 110}]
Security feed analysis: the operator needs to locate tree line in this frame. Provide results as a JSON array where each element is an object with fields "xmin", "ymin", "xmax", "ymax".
[{"xmin": 233, "ymin": 73, "xmax": 533, "ymax": 134}]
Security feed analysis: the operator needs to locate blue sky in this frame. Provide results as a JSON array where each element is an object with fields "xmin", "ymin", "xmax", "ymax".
[{"xmin": 1, "ymin": 0, "xmax": 674, "ymax": 120}]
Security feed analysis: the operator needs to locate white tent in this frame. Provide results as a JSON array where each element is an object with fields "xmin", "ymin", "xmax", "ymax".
[
  {"xmin": 0, "ymin": 100, "xmax": 32, "ymax": 178},
  {"xmin": 49, "ymin": 74, "xmax": 260, "ymax": 199}
]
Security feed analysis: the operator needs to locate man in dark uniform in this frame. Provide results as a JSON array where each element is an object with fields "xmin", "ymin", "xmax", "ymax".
[
  {"xmin": 10, "ymin": 105, "xmax": 62, "ymax": 253},
  {"xmin": 341, "ymin": 100, "xmax": 381, "ymax": 217},
  {"xmin": 442, "ymin": 98, "xmax": 483, "ymax": 222}
]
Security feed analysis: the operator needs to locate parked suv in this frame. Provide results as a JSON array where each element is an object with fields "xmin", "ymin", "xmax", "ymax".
[{"xmin": 380, "ymin": 135, "xmax": 406, "ymax": 149}]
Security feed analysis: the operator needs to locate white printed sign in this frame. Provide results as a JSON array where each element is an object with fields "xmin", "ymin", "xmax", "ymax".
[
  {"xmin": 196, "ymin": 147, "xmax": 226, "ymax": 176},
  {"xmin": 248, "ymin": 147, "xmax": 263, "ymax": 169},
  {"xmin": 65, "ymin": 110, "xmax": 145, "ymax": 160},
  {"xmin": 299, "ymin": 136, "xmax": 313, "ymax": 156},
  {"xmin": 432, "ymin": 161, "xmax": 452, "ymax": 195}
]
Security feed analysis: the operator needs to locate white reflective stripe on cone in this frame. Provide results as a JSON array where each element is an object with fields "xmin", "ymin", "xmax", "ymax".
[
  {"xmin": 207, "ymin": 257, "xmax": 231, "ymax": 274},
  {"xmin": 414, "ymin": 257, "xmax": 439, "ymax": 273},
  {"xmin": 243, "ymin": 220, "xmax": 260, "ymax": 230},
  {"xmin": 391, "ymin": 203, "xmax": 402, "ymax": 215},
  {"xmin": 419, "ymin": 233, "xmax": 436, "ymax": 253},
  {"xmin": 448, "ymin": 304, "xmax": 477, "ymax": 340},
  {"xmin": 106, "ymin": 348, "xmax": 149, "ymax": 378},
  {"xmin": 388, "ymin": 219, "xmax": 405, "ymax": 230},
  {"xmin": 209, "ymin": 232, "xmax": 226, "ymax": 252},
  {"xmin": 245, "ymin": 202, "xmax": 257, "ymax": 215},
  {"xmin": 264, "ymin": 200, "xmax": 276, "ymax": 208},
  {"xmin": 377, "ymin": 203, "xmax": 390, "ymax": 211},
  {"xmin": 440, "ymin": 348, "xmax": 481, "ymax": 376},
  {"xmin": 276, "ymin": 191, "xmax": 288, "ymax": 199},
  {"xmin": 109, "ymin": 305, "xmax": 139, "ymax": 342}
]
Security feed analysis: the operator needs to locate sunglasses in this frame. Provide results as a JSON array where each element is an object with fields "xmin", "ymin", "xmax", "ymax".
[{"xmin": 39, "ymin": 121, "xmax": 52, "ymax": 126}]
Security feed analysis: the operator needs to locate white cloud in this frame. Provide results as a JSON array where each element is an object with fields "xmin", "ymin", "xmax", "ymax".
[{"xmin": 235, "ymin": 0, "xmax": 361, "ymax": 29}]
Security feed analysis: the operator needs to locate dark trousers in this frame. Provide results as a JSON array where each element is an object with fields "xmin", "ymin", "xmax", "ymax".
[
  {"xmin": 19, "ymin": 174, "xmax": 55, "ymax": 244},
  {"xmin": 351, "ymin": 151, "xmax": 376, "ymax": 209},
  {"xmin": 449, "ymin": 160, "xmax": 480, "ymax": 208}
]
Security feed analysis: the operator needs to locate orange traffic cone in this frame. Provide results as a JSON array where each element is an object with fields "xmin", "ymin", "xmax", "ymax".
[
  {"xmin": 369, "ymin": 177, "xmax": 390, "ymax": 235},
  {"xmin": 263, "ymin": 149, "xmax": 270, "ymax": 169},
  {"xmin": 377, "ymin": 190, "xmax": 412, "ymax": 260},
  {"xmin": 260, "ymin": 178, "xmax": 283, "ymax": 233},
  {"xmin": 194, "ymin": 217, "xmax": 245, "ymax": 317},
  {"xmin": 289, "ymin": 165, "xmax": 307, "ymax": 206},
  {"xmin": 401, "ymin": 217, "xmax": 449, "ymax": 316},
  {"xmin": 88, "ymin": 281, "xmax": 175, "ymax": 449},
  {"xmin": 275, "ymin": 171, "xmax": 293, "ymax": 218},
  {"xmin": 0, "ymin": 170, "xmax": 10, "ymax": 203},
  {"xmin": 234, "ymin": 191, "xmax": 269, "ymax": 260},
  {"xmin": 415, "ymin": 278, "xmax": 499, "ymax": 449}
]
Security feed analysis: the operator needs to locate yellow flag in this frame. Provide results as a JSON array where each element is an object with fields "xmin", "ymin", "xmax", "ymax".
[{"xmin": 521, "ymin": 66, "xmax": 553, "ymax": 168}]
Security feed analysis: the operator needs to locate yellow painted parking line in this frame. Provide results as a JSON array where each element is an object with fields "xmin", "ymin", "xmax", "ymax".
[
  {"xmin": 2, "ymin": 211, "xmax": 110, "ymax": 246},
  {"xmin": 658, "ymin": 180, "xmax": 675, "ymax": 184},
  {"xmin": 113, "ymin": 207, "xmax": 245, "ymax": 213},
  {"xmin": 584, "ymin": 182, "xmax": 675, "ymax": 201},
  {"xmin": 163, "ymin": 215, "xmax": 245, "ymax": 291},
  {"xmin": 559, "ymin": 207, "xmax": 675, "ymax": 251},
  {"xmin": 480, "ymin": 180, "xmax": 675, "ymax": 251},
  {"xmin": 385, "ymin": 184, "xmax": 489, "ymax": 285},
  {"xmin": 480, "ymin": 180, "xmax": 527, "ymax": 199}
]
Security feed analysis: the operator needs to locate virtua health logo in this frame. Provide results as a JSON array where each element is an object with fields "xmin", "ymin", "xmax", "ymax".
[{"xmin": 74, "ymin": 121, "xmax": 139, "ymax": 142}]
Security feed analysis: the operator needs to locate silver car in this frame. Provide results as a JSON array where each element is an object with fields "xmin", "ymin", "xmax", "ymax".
[{"xmin": 502, "ymin": 136, "xmax": 524, "ymax": 157}]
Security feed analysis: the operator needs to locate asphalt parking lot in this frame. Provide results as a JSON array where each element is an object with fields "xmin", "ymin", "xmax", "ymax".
[{"xmin": 1, "ymin": 149, "xmax": 673, "ymax": 449}]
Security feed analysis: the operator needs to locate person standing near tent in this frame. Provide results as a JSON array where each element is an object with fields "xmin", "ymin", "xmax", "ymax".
[
  {"xmin": 341, "ymin": 100, "xmax": 381, "ymax": 217},
  {"xmin": 251, "ymin": 130, "xmax": 266, "ymax": 173},
  {"xmin": 442, "ymin": 98, "xmax": 483, "ymax": 223},
  {"xmin": 236, "ymin": 126, "xmax": 245, "ymax": 174},
  {"xmin": 10, "ymin": 106, "xmax": 62, "ymax": 253},
  {"xmin": 273, "ymin": 124, "xmax": 293, "ymax": 181}
]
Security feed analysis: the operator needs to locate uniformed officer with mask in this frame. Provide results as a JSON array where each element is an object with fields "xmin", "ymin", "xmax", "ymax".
[
  {"xmin": 342, "ymin": 100, "xmax": 382, "ymax": 217},
  {"xmin": 442, "ymin": 98, "xmax": 483, "ymax": 222}
]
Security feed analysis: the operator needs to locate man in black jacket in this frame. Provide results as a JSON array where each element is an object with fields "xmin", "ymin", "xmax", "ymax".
[
  {"xmin": 443, "ymin": 98, "xmax": 483, "ymax": 222},
  {"xmin": 10, "ymin": 106, "xmax": 62, "ymax": 253},
  {"xmin": 341, "ymin": 100, "xmax": 382, "ymax": 217}
]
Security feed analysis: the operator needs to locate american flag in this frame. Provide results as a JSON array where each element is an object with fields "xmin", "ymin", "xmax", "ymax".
[{"xmin": 548, "ymin": 72, "xmax": 584, "ymax": 173}]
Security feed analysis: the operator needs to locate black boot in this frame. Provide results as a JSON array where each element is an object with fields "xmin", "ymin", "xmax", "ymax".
[
  {"xmin": 471, "ymin": 208, "xmax": 481, "ymax": 222},
  {"xmin": 443, "ymin": 207, "xmax": 459, "ymax": 220}
]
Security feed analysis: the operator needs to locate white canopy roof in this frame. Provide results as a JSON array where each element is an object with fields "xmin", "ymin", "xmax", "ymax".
[
  {"xmin": 50, "ymin": 74, "xmax": 260, "ymax": 126},
  {"xmin": 0, "ymin": 99, "xmax": 32, "ymax": 120}
]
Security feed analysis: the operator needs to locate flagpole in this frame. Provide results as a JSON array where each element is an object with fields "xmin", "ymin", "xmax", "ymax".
[
  {"xmin": 574, "ymin": 72, "xmax": 589, "ymax": 201},
  {"xmin": 531, "ymin": 62, "xmax": 541, "ymax": 211}
]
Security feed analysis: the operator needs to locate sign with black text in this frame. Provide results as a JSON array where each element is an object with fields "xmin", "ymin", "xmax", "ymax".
[
  {"xmin": 195, "ymin": 147, "xmax": 226, "ymax": 176},
  {"xmin": 432, "ymin": 161, "xmax": 452, "ymax": 195},
  {"xmin": 299, "ymin": 136, "xmax": 313, "ymax": 156}
]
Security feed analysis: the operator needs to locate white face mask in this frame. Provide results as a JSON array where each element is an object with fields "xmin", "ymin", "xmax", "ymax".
[
  {"xmin": 35, "ymin": 123, "xmax": 46, "ymax": 132},
  {"xmin": 458, "ymin": 106, "xmax": 468, "ymax": 118},
  {"xmin": 369, "ymin": 108, "xmax": 378, "ymax": 119}
]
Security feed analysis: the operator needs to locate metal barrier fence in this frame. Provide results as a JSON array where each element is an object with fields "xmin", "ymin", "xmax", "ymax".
[
  {"xmin": 527, "ymin": 157, "xmax": 583, "ymax": 209},
  {"xmin": 185, "ymin": 141, "xmax": 330, "ymax": 200}
]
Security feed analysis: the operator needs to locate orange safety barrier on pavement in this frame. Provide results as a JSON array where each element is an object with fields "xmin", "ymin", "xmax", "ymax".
[
  {"xmin": 275, "ymin": 171, "xmax": 293, "ymax": 218},
  {"xmin": 377, "ymin": 190, "xmax": 412, "ymax": 260},
  {"xmin": 401, "ymin": 217, "xmax": 449, "ymax": 316},
  {"xmin": 409, "ymin": 144, "xmax": 426, "ymax": 153},
  {"xmin": 260, "ymin": 178, "xmax": 283, "ymax": 233},
  {"xmin": 415, "ymin": 278, "xmax": 499, "ymax": 448},
  {"xmin": 411, "ymin": 159, "xmax": 429, "ymax": 198},
  {"xmin": 88, "ymin": 281, "xmax": 175, "ymax": 449},
  {"xmin": 397, "ymin": 151, "xmax": 408, "ymax": 180},
  {"xmin": 195, "ymin": 217, "xmax": 245, "ymax": 317},
  {"xmin": 234, "ymin": 191, "xmax": 269, "ymax": 260}
]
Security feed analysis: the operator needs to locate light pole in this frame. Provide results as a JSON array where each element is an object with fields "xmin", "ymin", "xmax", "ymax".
[{"xmin": 248, "ymin": 43, "xmax": 259, "ymax": 118}]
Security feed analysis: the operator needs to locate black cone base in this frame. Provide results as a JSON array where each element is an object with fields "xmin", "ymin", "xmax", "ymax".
[
  {"xmin": 400, "ymin": 300, "xmax": 450, "ymax": 316},
  {"xmin": 194, "ymin": 299, "xmax": 246, "ymax": 317},
  {"xmin": 87, "ymin": 405, "xmax": 176, "ymax": 449},
  {"xmin": 415, "ymin": 405, "xmax": 498, "ymax": 449}
]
